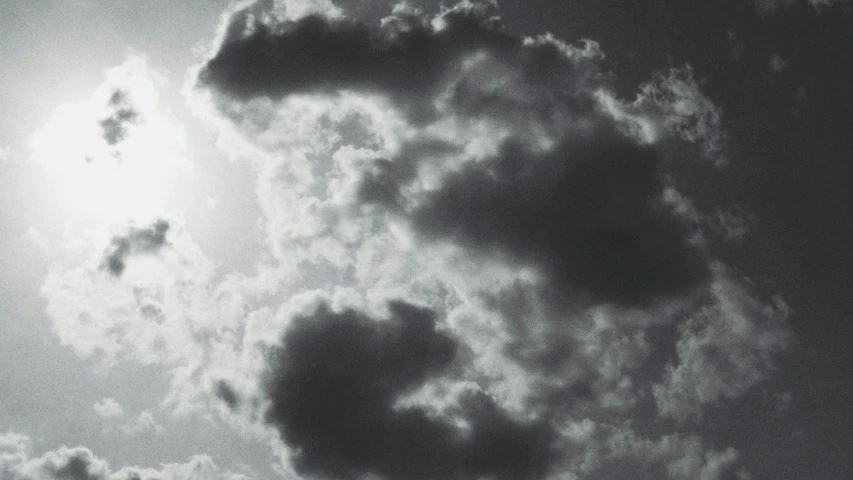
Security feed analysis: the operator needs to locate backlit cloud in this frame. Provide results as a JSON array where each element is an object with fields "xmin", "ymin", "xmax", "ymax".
[
  {"xmin": 26, "ymin": 1, "xmax": 797, "ymax": 479},
  {"xmin": 176, "ymin": 1, "xmax": 796, "ymax": 478}
]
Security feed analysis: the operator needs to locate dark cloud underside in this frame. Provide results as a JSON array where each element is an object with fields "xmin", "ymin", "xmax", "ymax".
[
  {"xmin": 199, "ymin": 6, "xmax": 600, "ymax": 123},
  {"xmin": 263, "ymin": 301, "xmax": 555, "ymax": 480},
  {"xmin": 201, "ymin": 10, "xmax": 512, "ymax": 98},
  {"xmin": 366, "ymin": 134, "xmax": 709, "ymax": 306}
]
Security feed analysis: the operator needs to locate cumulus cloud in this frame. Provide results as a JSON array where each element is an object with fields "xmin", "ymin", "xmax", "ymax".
[
  {"xmin": 177, "ymin": 1, "xmax": 797, "ymax": 477},
  {"xmin": 93, "ymin": 398, "xmax": 124, "ymax": 419},
  {"xmin": 102, "ymin": 219, "xmax": 170, "ymax": 276},
  {"xmin": 29, "ymin": 1, "xmax": 797, "ymax": 479},
  {"xmin": 200, "ymin": 2, "xmax": 511, "ymax": 120},
  {"xmin": 0, "ymin": 432, "xmax": 242, "ymax": 480},
  {"xmin": 262, "ymin": 300, "xmax": 555, "ymax": 480},
  {"xmin": 42, "ymin": 219, "xmax": 218, "ymax": 366},
  {"xmin": 197, "ymin": 0, "xmax": 719, "ymax": 308}
]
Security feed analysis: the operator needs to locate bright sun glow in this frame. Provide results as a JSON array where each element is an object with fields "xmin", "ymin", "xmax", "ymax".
[{"xmin": 30, "ymin": 57, "xmax": 190, "ymax": 226}]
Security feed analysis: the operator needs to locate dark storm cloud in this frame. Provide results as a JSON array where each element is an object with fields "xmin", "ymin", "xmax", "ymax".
[
  {"xmin": 263, "ymin": 301, "xmax": 555, "ymax": 480},
  {"xmin": 101, "ymin": 219, "xmax": 170, "ymax": 276},
  {"xmin": 364, "ymin": 132, "xmax": 709, "ymax": 306},
  {"xmin": 199, "ymin": 3, "xmax": 600, "ymax": 122},
  {"xmin": 99, "ymin": 89, "xmax": 140, "ymax": 146}
]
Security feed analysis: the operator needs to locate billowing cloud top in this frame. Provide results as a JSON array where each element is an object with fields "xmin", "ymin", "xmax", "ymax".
[{"xmin": 184, "ymin": 1, "xmax": 793, "ymax": 478}]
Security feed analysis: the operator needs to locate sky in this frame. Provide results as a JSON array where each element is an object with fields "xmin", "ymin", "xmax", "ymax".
[{"xmin": 0, "ymin": 0, "xmax": 851, "ymax": 479}]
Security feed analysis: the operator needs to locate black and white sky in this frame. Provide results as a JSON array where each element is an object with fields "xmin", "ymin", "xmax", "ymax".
[{"xmin": 1, "ymin": 0, "xmax": 852, "ymax": 479}]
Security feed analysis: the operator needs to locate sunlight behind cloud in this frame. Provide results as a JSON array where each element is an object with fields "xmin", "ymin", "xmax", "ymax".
[{"xmin": 29, "ymin": 56, "xmax": 191, "ymax": 226}]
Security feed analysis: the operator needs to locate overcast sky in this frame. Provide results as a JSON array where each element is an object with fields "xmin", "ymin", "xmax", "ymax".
[{"xmin": 1, "ymin": 1, "xmax": 852, "ymax": 479}]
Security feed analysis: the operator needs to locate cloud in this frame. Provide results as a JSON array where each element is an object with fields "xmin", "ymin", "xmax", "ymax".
[
  {"xmin": 120, "ymin": 412, "xmax": 164, "ymax": 436},
  {"xmin": 394, "ymin": 134, "xmax": 709, "ymax": 306},
  {"xmin": 99, "ymin": 90, "xmax": 142, "ymax": 147},
  {"xmin": 199, "ymin": 2, "xmax": 513, "ymax": 120},
  {"xmin": 653, "ymin": 274, "xmax": 793, "ymax": 421},
  {"xmin": 93, "ymin": 398, "xmax": 124, "ymax": 419},
  {"xmin": 41, "ymin": 219, "xmax": 219, "ymax": 366},
  {"xmin": 631, "ymin": 434, "xmax": 749, "ymax": 480},
  {"xmin": 214, "ymin": 380, "xmax": 241, "ymax": 411},
  {"xmin": 27, "ymin": 1, "xmax": 797, "ymax": 479},
  {"xmin": 752, "ymin": 0, "xmax": 848, "ymax": 16},
  {"xmin": 29, "ymin": 54, "xmax": 190, "ymax": 224},
  {"xmin": 704, "ymin": 206, "xmax": 758, "ymax": 243},
  {"xmin": 112, "ymin": 455, "xmax": 246, "ymax": 480},
  {"xmin": 627, "ymin": 67, "xmax": 726, "ymax": 165},
  {"xmin": 1, "ymin": 434, "xmax": 109, "ymax": 480},
  {"xmin": 178, "ymin": 1, "xmax": 798, "ymax": 477},
  {"xmin": 101, "ymin": 219, "xmax": 170, "ymax": 276},
  {"xmin": 769, "ymin": 53, "xmax": 790, "ymax": 73},
  {"xmin": 555, "ymin": 421, "xmax": 751, "ymax": 479},
  {"xmin": 0, "ymin": 432, "xmax": 243, "ymax": 480},
  {"xmin": 262, "ymin": 301, "xmax": 555, "ymax": 480},
  {"xmin": 196, "ymin": 1, "xmax": 721, "ymax": 309}
]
